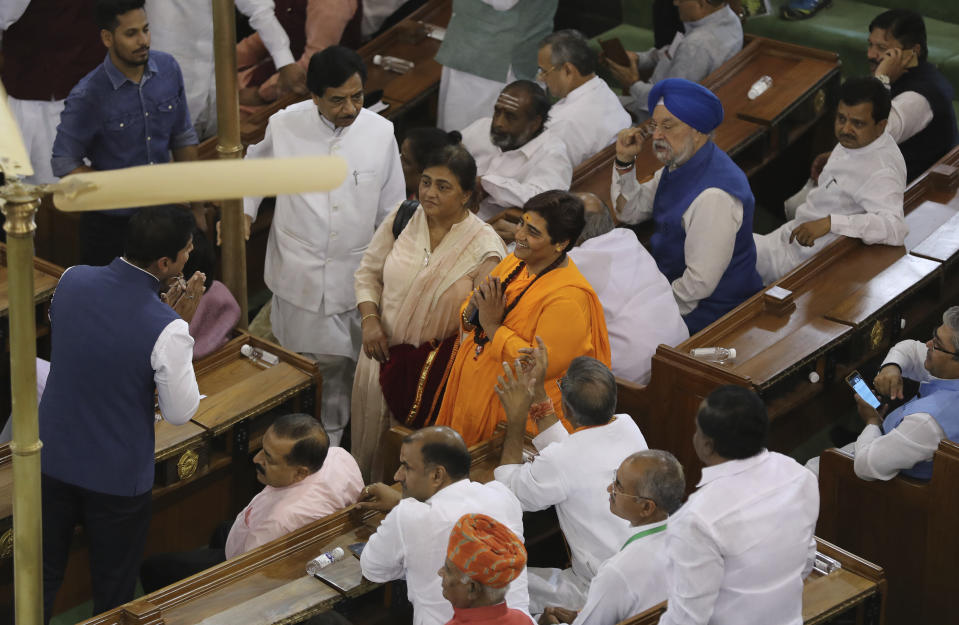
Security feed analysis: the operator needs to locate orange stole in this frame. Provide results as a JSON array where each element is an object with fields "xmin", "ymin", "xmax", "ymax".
[{"xmin": 435, "ymin": 254, "xmax": 611, "ymax": 446}]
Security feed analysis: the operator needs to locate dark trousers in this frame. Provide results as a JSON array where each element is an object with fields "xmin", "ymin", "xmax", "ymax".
[
  {"xmin": 139, "ymin": 520, "xmax": 231, "ymax": 593},
  {"xmin": 41, "ymin": 473, "xmax": 151, "ymax": 624},
  {"xmin": 79, "ymin": 212, "xmax": 132, "ymax": 267}
]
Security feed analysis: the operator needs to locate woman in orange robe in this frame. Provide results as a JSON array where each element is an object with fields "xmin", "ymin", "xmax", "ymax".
[{"xmin": 435, "ymin": 191, "xmax": 610, "ymax": 445}]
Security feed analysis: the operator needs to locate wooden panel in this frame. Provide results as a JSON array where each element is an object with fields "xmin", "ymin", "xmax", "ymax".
[
  {"xmin": 737, "ymin": 57, "xmax": 836, "ymax": 127},
  {"xmin": 0, "ymin": 242, "xmax": 64, "ymax": 317}
]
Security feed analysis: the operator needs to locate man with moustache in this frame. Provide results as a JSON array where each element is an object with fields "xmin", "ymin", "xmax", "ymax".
[
  {"xmin": 460, "ymin": 80, "xmax": 573, "ymax": 225},
  {"xmin": 242, "ymin": 45, "xmax": 405, "ymax": 445},
  {"xmin": 612, "ymin": 78, "xmax": 762, "ymax": 334},
  {"xmin": 51, "ymin": 0, "xmax": 201, "ymax": 266},
  {"xmin": 754, "ymin": 77, "xmax": 907, "ymax": 285},
  {"xmin": 539, "ymin": 450, "xmax": 685, "ymax": 625},
  {"xmin": 358, "ymin": 426, "xmax": 530, "ymax": 625}
]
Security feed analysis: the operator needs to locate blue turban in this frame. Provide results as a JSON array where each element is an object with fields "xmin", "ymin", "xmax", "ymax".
[{"xmin": 648, "ymin": 78, "xmax": 724, "ymax": 134}]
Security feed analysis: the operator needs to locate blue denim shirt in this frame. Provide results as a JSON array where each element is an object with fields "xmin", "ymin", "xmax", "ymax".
[{"xmin": 51, "ymin": 51, "xmax": 197, "ymax": 213}]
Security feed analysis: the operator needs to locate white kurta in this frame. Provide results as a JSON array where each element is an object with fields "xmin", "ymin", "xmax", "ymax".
[
  {"xmin": 360, "ymin": 479, "xmax": 530, "ymax": 625},
  {"xmin": 660, "ymin": 450, "xmax": 819, "ymax": 625},
  {"xmin": 494, "ymin": 416, "xmax": 647, "ymax": 612},
  {"xmin": 568, "ymin": 229, "xmax": 688, "ymax": 384},
  {"xmin": 461, "ymin": 117, "xmax": 573, "ymax": 221},
  {"xmin": 243, "ymin": 102, "xmax": 405, "ymax": 358},
  {"xmin": 754, "ymin": 131, "xmax": 907, "ymax": 285},
  {"xmin": 147, "ymin": 0, "xmax": 295, "ymax": 139},
  {"xmin": 546, "ymin": 75, "xmax": 631, "ymax": 167}
]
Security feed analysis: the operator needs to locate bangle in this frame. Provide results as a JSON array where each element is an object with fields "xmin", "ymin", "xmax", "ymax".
[
  {"xmin": 614, "ymin": 156, "xmax": 636, "ymax": 169},
  {"xmin": 461, "ymin": 307, "xmax": 475, "ymax": 330},
  {"xmin": 361, "ymin": 312, "xmax": 379, "ymax": 323},
  {"xmin": 529, "ymin": 398, "xmax": 554, "ymax": 423}
]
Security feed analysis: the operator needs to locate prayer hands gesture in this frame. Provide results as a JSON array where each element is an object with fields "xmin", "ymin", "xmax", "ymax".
[
  {"xmin": 495, "ymin": 359, "xmax": 535, "ymax": 428},
  {"xmin": 615, "ymin": 126, "xmax": 649, "ymax": 163},
  {"xmin": 875, "ymin": 48, "xmax": 915, "ymax": 84},
  {"xmin": 539, "ymin": 607, "xmax": 579, "ymax": 625},
  {"xmin": 161, "ymin": 271, "xmax": 206, "ymax": 323},
  {"xmin": 874, "ymin": 364, "xmax": 905, "ymax": 400},
  {"xmin": 789, "ymin": 215, "xmax": 831, "ymax": 247},
  {"xmin": 471, "ymin": 276, "xmax": 506, "ymax": 338},
  {"xmin": 606, "ymin": 50, "xmax": 640, "ymax": 91},
  {"xmin": 355, "ymin": 482, "xmax": 402, "ymax": 513}
]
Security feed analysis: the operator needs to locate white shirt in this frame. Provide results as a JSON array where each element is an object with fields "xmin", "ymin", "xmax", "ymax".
[
  {"xmin": 360, "ymin": 0, "xmax": 407, "ymax": 37},
  {"xmin": 360, "ymin": 479, "xmax": 530, "ymax": 625},
  {"xmin": 886, "ymin": 91, "xmax": 935, "ymax": 143},
  {"xmin": 568, "ymin": 229, "xmax": 688, "ymax": 384},
  {"xmin": 461, "ymin": 117, "xmax": 573, "ymax": 221},
  {"xmin": 660, "ymin": 450, "xmax": 818, "ymax": 625},
  {"xmin": 243, "ymin": 102, "xmax": 405, "ymax": 353},
  {"xmin": 611, "ymin": 164, "xmax": 744, "ymax": 315},
  {"xmin": 147, "ymin": 0, "xmax": 295, "ymax": 135},
  {"xmin": 854, "ymin": 340, "xmax": 948, "ymax": 481},
  {"xmin": 563, "ymin": 519, "xmax": 669, "ymax": 625},
  {"xmin": 546, "ymin": 75, "xmax": 631, "ymax": 167},
  {"xmin": 494, "ymin": 416, "xmax": 647, "ymax": 581}
]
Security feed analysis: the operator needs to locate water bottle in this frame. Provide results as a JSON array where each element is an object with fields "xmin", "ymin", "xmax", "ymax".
[
  {"xmin": 689, "ymin": 347, "xmax": 737, "ymax": 363},
  {"xmin": 240, "ymin": 344, "xmax": 280, "ymax": 366},
  {"xmin": 748, "ymin": 75, "xmax": 773, "ymax": 100},
  {"xmin": 306, "ymin": 547, "xmax": 345, "ymax": 575},
  {"xmin": 373, "ymin": 54, "xmax": 414, "ymax": 74}
]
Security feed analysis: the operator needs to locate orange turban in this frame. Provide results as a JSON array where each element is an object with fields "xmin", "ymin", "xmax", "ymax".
[{"xmin": 446, "ymin": 513, "xmax": 527, "ymax": 588}]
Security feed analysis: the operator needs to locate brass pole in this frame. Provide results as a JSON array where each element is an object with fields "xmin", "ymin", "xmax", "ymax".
[
  {"xmin": 212, "ymin": 0, "xmax": 249, "ymax": 329},
  {"xmin": 2, "ymin": 183, "xmax": 43, "ymax": 625}
]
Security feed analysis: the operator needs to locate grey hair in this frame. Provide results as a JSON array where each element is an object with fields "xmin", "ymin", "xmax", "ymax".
[
  {"xmin": 631, "ymin": 450, "xmax": 686, "ymax": 514},
  {"xmin": 576, "ymin": 200, "xmax": 615, "ymax": 245},
  {"xmin": 458, "ymin": 573, "xmax": 508, "ymax": 603},
  {"xmin": 943, "ymin": 306, "xmax": 959, "ymax": 353},
  {"xmin": 540, "ymin": 29, "xmax": 596, "ymax": 76},
  {"xmin": 562, "ymin": 357, "xmax": 617, "ymax": 426}
]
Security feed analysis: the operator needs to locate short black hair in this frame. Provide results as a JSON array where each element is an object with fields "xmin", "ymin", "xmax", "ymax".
[
  {"xmin": 561, "ymin": 356, "xmax": 617, "ymax": 426},
  {"xmin": 503, "ymin": 80, "xmax": 552, "ymax": 127},
  {"xmin": 181, "ymin": 228, "xmax": 216, "ymax": 290},
  {"xmin": 838, "ymin": 76, "xmax": 892, "ymax": 123},
  {"xmin": 421, "ymin": 143, "xmax": 476, "ymax": 193},
  {"xmin": 405, "ymin": 128, "xmax": 462, "ymax": 170},
  {"xmin": 123, "ymin": 205, "xmax": 195, "ymax": 267},
  {"xmin": 307, "ymin": 46, "xmax": 367, "ymax": 97},
  {"xmin": 869, "ymin": 9, "xmax": 928, "ymax": 63},
  {"xmin": 95, "ymin": 0, "xmax": 145, "ymax": 32},
  {"xmin": 697, "ymin": 385, "xmax": 768, "ymax": 460},
  {"xmin": 540, "ymin": 30, "xmax": 596, "ymax": 76},
  {"xmin": 523, "ymin": 190, "xmax": 586, "ymax": 254},
  {"xmin": 271, "ymin": 413, "xmax": 330, "ymax": 473},
  {"xmin": 403, "ymin": 431, "xmax": 471, "ymax": 480}
]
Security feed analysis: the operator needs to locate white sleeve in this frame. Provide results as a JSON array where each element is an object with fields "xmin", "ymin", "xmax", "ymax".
[
  {"xmin": 572, "ymin": 565, "xmax": 631, "ymax": 625},
  {"xmin": 829, "ymin": 167, "xmax": 907, "ymax": 246},
  {"xmin": 493, "ymin": 448, "xmax": 571, "ymax": 512},
  {"xmin": 235, "ymin": 0, "xmax": 296, "ymax": 68},
  {"xmin": 377, "ymin": 133, "xmax": 407, "ymax": 228},
  {"xmin": 853, "ymin": 414, "xmax": 946, "ymax": 481},
  {"xmin": 531, "ymin": 420, "xmax": 570, "ymax": 451},
  {"xmin": 0, "ymin": 0, "xmax": 30, "ymax": 33},
  {"xmin": 673, "ymin": 189, "xmax": 743, "ymax": 316},
  {"xmin": 611, "ymin": 167, "xmax": 660, "ymax": 225},
  {"xmin": 659, "ymin": 513, "xmax": 723, "ymax": 625},
  {"xmin": 885, "ymin": 92, "xmax": 934, "ymax": 143},
  {"xmin": 360, "ymin": 507, "xmax": 408, "ymax": 582},
  {"xmin": 481, "ymin": 147, "xmax": 573, "ymax": 209},
  {"xmin": 243, "ymin": 121, "xmax": 276, "ymax": 221},
  {"xmin": 152, "ymin": 319, "xmax": 200, "ymax": 425},
  {"xmin": 882, "ymin": 340, "xmax": 933, "ymax": 383}
]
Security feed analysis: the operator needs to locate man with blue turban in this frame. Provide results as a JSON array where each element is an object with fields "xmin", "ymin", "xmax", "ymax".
[{"xmin": 611, "ymin": 78, "xmax": 762, "ymax": 334}]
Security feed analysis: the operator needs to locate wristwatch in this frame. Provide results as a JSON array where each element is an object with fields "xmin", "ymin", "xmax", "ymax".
[{"xmin": 875, "ymin": 73, "xmax": 891, "ymax": 89}]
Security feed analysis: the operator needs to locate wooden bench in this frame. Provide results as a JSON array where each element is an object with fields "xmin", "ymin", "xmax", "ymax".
[
  {"xmin": 615, "ymin": 538, "xmax": 886, "ymax": 625},
  {"xmin": 817, "ymin": 440, "xmax": 959, "ymax": 625}
]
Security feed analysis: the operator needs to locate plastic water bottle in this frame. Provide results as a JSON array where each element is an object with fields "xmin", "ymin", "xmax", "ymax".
[
  {"xmin": 240, "ymin": 344, "xmax": 280, "ymax": 366},
  {"xmin": 373, "ymin": 54, "xmax": 414, "ymax": 74},
  {"xmin": 306, "ymin": 547, "xmax": 345, "ymax": 575},
  {"xmin": 748, "ymin": 75, "xmax": 773, "ymax": 100},
  {"xmin": 689, "ymin": 347, "xmax": 737, "ymax": 363}
]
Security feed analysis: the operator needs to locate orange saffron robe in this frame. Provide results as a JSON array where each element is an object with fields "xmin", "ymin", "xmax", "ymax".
[{"xmin": 435, "ymin": 254, "xmax": 611, "ymax": 446}]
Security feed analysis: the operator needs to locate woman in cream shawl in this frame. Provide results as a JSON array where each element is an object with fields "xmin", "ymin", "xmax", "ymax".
[{"xmin": 351, "ymin": 145, "xmax": 505, "ymax": 480}]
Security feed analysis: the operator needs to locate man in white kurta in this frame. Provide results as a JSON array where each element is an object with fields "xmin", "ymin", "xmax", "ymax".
[
  {"xmin": 147, "ymin": 0, "xmax": 301, "ymax": 139},
  {"xmin": 538, "ymin": 30, "xmax": 631, "ymax": 167},
  {"xmin": 243, "ymin": 47, "xmax": 405, "ymax": 445},
  {"xmin": 568, "ymin": 194, "xmax": 688, "ymax": 384},
  {"xmin": 755, "ymin": 78, "xmax": 907, "ymax": 285},
  {"xmin": 660, "ymin": 386, "xmax": 819, "ymax": 625},
  {"xmin": 494, "ymin": 353, "xmax": 647, "ymax": 614},
  {"xmin": 460, "ymin": 82, "xmax": 572, "ymax": 223},
  {"xmin": 358, "ymin": 427, "xmax": 530, "ymax": 625}
]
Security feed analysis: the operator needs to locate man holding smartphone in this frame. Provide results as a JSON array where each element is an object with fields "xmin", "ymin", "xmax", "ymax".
[{"xmin": 808, "ymin": 306, "xmax": 959, "ymax": 481}]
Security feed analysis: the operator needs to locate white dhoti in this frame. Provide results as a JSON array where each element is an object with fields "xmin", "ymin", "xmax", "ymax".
[
  {"xmin": 437, "ymin": 66, "xmax": 511, "ymax": 132},
  {"xmin": 753, "ymin": 224, "xmax": 839, "ymax": 286},
  {"xmin": 526, "ymin": 566, "xmax": 590, "ymax": 615},
  {"xmin": 8, "ymin": 95, "xmax": 65, "ymax": 185}
]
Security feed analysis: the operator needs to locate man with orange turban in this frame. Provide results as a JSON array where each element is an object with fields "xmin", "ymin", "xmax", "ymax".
[{"xmin": 439, "ymin": 513, "xmax": 534, "ymax": 625}]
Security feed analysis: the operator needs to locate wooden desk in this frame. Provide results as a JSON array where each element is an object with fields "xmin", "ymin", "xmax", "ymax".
[
  {"xmin": 0, "ymin": 244, "xmax": 63, "ymax": 318},
  {"xmin": 570, "ymin": 36, "xmax": 841, "ymax": 208},
  {"xmin": 615, "ymin": 538, "xmax": 886, "ymax": 625}
]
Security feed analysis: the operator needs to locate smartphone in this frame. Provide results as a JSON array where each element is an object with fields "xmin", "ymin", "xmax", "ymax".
[
  {"xmin": 599, "ymin": 37, "xmax": 631, "ymax": 67},
  {"xmin": 845, "ymin": 370, "xmax": 881, "ymax": 409}
]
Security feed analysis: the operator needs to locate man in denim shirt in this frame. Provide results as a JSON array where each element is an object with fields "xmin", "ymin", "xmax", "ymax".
[{"xmin": 52, "ymin": 0, "xmax": 200, "ymax": 266}]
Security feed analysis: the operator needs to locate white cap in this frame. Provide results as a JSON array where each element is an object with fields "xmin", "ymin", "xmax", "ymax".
[
  {"xmin": 373, "ymin": 54, "xmax": 383, "ymax": 65},
  {"xmin": 808, "ymin": 371, "xmax": 821, "ymax": 384},
  {"xmin": 240, "ymin": 344, "xmax": 254, "ymax": 357},
  {"xmin": 331, "ymin": 547, "xmax": 345, "ymax": 558},
  {"xmin": 727, "ymin": 348, "xmax": 737, "ymax": 360}
]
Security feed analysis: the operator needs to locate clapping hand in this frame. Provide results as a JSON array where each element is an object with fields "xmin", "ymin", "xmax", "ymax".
[
  {"xmin": 495, "ymin": 358, "xmax": 535, "ymax": 429},
  {"xmin": 517, "ymin": 336, "xmax": 549, "ymax": 392},
  {"xmin": 161, "ymin": 271, "xmax": 206, "ymax": 323}
]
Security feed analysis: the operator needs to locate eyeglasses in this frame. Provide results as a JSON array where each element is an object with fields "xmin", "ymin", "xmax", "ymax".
[
  {"xmin": 609, "ymin": 473, "xmax": 656, "ymax": 503},
  {"xmin": 536, "ymin": 65, "xmax": 559, "ymax": 78},
  {"xmin": 556, "ymin": 376, "xmax": 567, "ymax": 394},
  {"xmin": 931, "ymin": 328, "xmax": 959, "ymax": 356}
]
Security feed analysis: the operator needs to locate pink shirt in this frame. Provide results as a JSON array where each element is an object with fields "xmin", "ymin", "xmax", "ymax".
[{"xmin": 225, "ymin": 446, "xmax": 364, "ymax": 558}]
